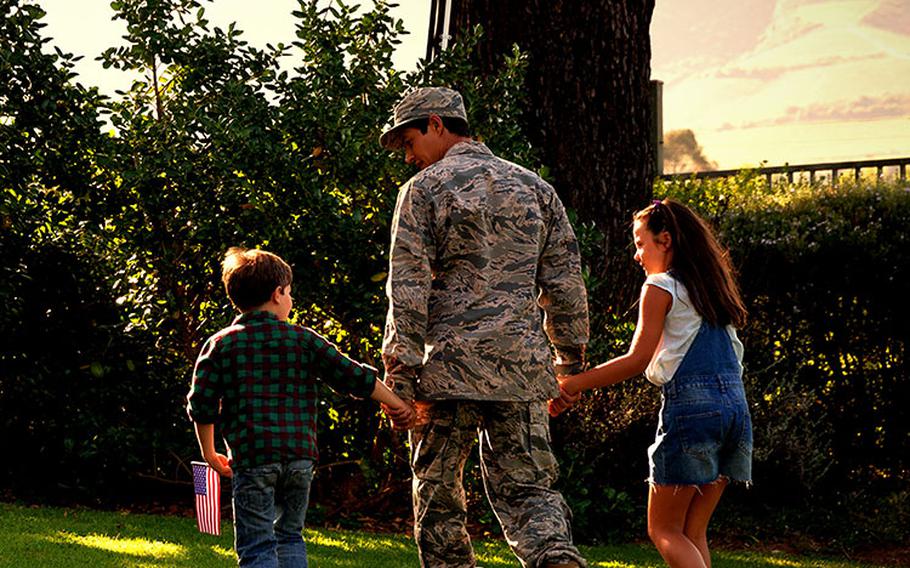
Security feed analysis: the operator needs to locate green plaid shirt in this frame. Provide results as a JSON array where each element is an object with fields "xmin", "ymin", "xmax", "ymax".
[{"xmin": 186, "ymin": 311, "xmax": 376, "ymax": 469}]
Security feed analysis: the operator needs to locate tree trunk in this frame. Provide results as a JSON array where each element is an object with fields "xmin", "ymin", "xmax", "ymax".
[{"xmin": 447, "ymin": 0, "xmax": 656, "ymax": 312}]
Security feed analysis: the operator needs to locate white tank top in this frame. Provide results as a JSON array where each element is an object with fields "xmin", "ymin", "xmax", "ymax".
[{"xmin": 643, "ymin": 272, "xmax": 744, "ymax": 386}]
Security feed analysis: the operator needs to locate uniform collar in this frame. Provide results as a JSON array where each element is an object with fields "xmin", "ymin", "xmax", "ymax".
[{"xmin": 443, "ymin": 139, "xmax": 493, "ymax": 159}]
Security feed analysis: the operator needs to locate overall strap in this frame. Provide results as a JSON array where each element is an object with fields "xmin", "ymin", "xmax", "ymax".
[{"xmin": 664, "ymin": 320, "xmax": 741, "ymax": 393}]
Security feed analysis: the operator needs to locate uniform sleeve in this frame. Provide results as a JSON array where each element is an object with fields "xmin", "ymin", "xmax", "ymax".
[
  {"xmin": 186, "ymin": 336, "xmax": 223, "ymax": 424},
  {"xmin": 305, "ymin": 328, "xmax": 377, "ymax": 399},
  {"xmin": 536, "ymin": 188, "xmax": 590, "ymax": 361},
  {"xmin": 382, "ymin": 179, "xmax": 435, "ymax": 398}
]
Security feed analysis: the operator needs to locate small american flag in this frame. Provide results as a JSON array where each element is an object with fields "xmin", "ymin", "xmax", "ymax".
[{"xmin": 192, "ymin": 461, "xmax": 221, "ymax": 535}]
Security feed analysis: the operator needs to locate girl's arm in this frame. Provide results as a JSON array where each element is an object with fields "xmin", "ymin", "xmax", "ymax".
[{"xmin": 560, "ymin": 284, "xmax": 671, "ymax": 395}]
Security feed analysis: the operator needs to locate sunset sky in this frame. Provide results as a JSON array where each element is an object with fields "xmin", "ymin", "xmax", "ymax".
[{"xmin": 37, "ymin": 0, "xmax": 910, "ymax": 170}]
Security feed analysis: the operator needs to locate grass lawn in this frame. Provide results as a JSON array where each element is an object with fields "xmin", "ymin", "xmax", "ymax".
[{"xmin": 0, "ymin": 502, "xmax": 893, "ymax": 567}]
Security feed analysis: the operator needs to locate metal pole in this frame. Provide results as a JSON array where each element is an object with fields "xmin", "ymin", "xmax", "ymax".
[
  {"xmin": 650, "ymin": 80, "xmax": 664, "ymax": 176},
  {"xmin": 440, "ymin": 0, "xmax": 452, "ymax": 51},
  {"xmin": 426, "ymin": 0, "xmax": 439, "ymax": 61}
]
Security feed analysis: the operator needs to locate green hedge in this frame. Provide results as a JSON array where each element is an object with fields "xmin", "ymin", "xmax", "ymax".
[
  {"xmin": 0, "ymin": 1, "xmax": 535, "ymax": 508},
  {"xmin": 2, "ymin": 0, "xmax": 907, "ymax": 549}
]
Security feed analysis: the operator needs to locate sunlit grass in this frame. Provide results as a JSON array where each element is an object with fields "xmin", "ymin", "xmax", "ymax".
[
  {"xmin": 209, "ymin": 545, "xmax": 235, "ymax": 559},
  {"xmin": 305, "ymin": 531, "xmax": 357, "ymax": 552},
  {"xmin": 46, "ymin": 531, "xmax": 186, "ymax": 558},
  {"xmin": 0, "ymin": 502, "xmax": 894, "ymax": 567},
  {"xmin": 755, "ymin": 557, "xmax": 803, "ymax": 567}
]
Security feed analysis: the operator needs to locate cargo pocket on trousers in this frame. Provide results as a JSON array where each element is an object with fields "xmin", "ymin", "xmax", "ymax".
[{"xmin": 528, "ymin": 403, "xmax": 559, "ymax": 484}]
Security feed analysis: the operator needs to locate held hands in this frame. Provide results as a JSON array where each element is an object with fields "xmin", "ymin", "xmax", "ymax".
[
  {"xmin": 381, "ymin": 400, "xmax": 432, "ymax": 431},
  {"xmin": 381, "ymin": 401, "xmax": 417, "ymax": 431},
  {"xmin": 547, "ymin": 375, "xmax": 581, "ymax": 417}
]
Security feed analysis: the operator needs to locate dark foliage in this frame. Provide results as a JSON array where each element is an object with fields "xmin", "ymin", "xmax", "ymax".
[
  {"xmin": 551, "ymin": 176, "xmax": 910, "ymax": 545},
  {"xmin": 1, "ymin": 0, "xmax": 907, "ymax": 550}
]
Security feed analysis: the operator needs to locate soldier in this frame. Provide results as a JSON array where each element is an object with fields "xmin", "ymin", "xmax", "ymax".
[{"xmin": 379, "ymin": 86, "xmax": 589, "ymax": 568}]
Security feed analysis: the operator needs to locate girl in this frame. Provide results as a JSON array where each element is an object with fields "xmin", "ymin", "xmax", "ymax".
[{"xmin": 551, "ymin": 198, "xmax": 752, "ymax": 568}]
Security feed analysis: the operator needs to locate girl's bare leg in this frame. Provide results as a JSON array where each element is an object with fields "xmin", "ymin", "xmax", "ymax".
[
  {"xmin": 683, "ymin": 478, "xmax": 727, "ymax": 568},
  {"xmin": 648, "ymin": 485, "xmax": 706, "ymax": 568}
]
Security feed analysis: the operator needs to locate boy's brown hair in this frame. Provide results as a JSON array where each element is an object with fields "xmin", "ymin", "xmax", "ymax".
[{"xmin": 221, "ymin": 247, "xmax": 293, "ymax": 312}]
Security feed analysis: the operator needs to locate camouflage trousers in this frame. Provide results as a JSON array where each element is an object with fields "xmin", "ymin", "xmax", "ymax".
[{"xmin": 408, "ymin": 400, "xmax": 587, "ymax": 568}]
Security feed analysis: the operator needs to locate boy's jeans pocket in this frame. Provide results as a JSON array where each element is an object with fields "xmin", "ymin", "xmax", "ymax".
[{"xmin": 233, "ymin": 460, "xmax": 315, "ymax": 568}]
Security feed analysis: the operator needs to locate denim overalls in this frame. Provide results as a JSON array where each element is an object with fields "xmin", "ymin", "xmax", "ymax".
[{"xmin": 647, "ymin": 320, "xmax": 753, "ymax": 486}]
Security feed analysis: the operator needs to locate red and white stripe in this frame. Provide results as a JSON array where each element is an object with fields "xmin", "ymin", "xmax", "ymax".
[{"xmin": 194, "ymin": 462, "xmax": 221, "ymax": 536}]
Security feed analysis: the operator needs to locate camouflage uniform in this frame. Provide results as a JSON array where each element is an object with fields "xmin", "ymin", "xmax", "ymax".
[{"xmin": 380, "ymin": 87, "xmax": 589, "ymax": 568}]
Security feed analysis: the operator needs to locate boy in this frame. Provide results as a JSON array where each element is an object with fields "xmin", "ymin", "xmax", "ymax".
[{"xmin": 187, "ymin": 247, "xmax": 413, "ymax": 567}]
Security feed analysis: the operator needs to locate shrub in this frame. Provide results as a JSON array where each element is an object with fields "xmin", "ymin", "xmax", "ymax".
[
  {"xmin": 553, "ymin": 175, "xmax": 910, "ymax": 545},
  {"xmin": 0, "ymin": 0, "xmax": 539, "ymax": 507}
]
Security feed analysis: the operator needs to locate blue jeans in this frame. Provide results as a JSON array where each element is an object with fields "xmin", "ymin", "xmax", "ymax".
[{"xmin": 232, "ymin": 459, "xmax": 315, "ymax": 568}]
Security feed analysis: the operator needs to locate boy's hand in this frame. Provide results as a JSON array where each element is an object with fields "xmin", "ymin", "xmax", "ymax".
[{"xmin": 205, "ymin": 452, "xmax": 233, "ymax": 478}]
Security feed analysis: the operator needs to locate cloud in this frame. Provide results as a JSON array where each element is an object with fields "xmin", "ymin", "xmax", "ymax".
[
  {"xmin": 753, "ymin": 19, "xmax": 823, "ymax": 52},
  {"xmin": 715, "ymin": 53, "xmax": 886, "ymax": 81},
  {"xmin": 862, "ymin": 1, "xmax": 910, "ymax": 37},
  {"xmin": 650, "ymin": 0, "xmax": 775, "ymax": 80},
  {"xmin": 721, "ymin": 94, "xmax": 910, "ymax": 130}
]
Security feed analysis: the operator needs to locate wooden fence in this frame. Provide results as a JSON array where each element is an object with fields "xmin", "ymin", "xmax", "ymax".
[{"xmin": 661, "ymin": 157, "xmax": 910, "ymax": 187}]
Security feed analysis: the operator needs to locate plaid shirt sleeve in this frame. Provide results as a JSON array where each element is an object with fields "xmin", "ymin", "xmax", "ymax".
[
  {"xmin": 186, "ymin": 335, "xmax": 223, "ymax": 424},
  {"xmin": 303, "ymin": 328, "xmax": 377, "ymax": 399}
]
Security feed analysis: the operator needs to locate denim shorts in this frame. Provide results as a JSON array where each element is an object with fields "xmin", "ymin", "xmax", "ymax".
[
  {"xmin": 232, "ymin": 459, "xmax": 315, "ymax": 568},
  {"xmin": 647, "ymin": 322, "xmax": 753, "ymax": 486}
]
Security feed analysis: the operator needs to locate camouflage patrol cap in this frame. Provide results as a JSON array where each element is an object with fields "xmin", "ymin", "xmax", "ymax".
[{"xmin": 379, "ymin": 87, "xmax": 468, "ymax": 149}]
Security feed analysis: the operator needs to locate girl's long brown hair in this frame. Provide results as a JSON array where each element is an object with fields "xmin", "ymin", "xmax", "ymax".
[{"xmin": 635, "ymin": 199, "xmax": 747, "ymax": 328}]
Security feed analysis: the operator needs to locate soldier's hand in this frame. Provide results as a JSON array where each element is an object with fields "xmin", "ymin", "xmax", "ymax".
[
  {"xmin": 414, "ymin": 401, "xmax": 432, "ymax": 427},
  {"xmin": 548, "ymin": 398, "xmax": 567, "ymax": 417},
  {"xmin": 548, "ymin": 384, "xmax": 580, "ymax": 417}
]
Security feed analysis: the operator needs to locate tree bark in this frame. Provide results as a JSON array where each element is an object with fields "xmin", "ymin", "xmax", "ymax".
[{"xmin": 447, "ymin": 0, "xmax": 656, "ymax": 312}]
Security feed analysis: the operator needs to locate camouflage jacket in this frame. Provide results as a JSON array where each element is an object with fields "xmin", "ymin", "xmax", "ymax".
[{"xmin": 382, "ymin": 140, "xmax": 589, "ymax": 401}]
